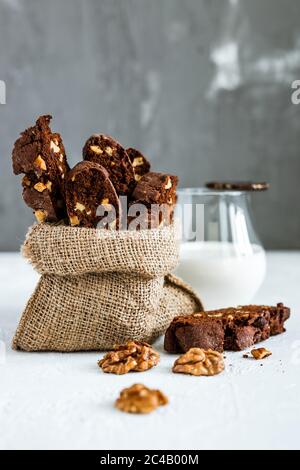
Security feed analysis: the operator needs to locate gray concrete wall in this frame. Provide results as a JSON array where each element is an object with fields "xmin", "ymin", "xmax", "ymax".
[{"xmin": 0, "ymin": 0, "xmax": 300, "ymax": 250}]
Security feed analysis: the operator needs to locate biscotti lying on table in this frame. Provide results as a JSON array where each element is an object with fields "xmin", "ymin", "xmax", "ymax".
[
  {"xmin": 12, "ymin": 115, "xmax": 178, "ymax": 229},
  {"xmin": 164, "ymin": 303, "xmax": 290, "ymax": 353}
]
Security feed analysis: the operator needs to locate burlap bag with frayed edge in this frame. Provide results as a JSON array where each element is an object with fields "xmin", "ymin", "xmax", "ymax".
[{"xmin": 12, "ymin": 222, "xmax": 203, "ymax": 352}]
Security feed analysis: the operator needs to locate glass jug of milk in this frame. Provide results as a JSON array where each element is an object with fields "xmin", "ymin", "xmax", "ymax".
[{"xmin": 175, "ymin": 187, "xmax": 266, "ymax": 310}]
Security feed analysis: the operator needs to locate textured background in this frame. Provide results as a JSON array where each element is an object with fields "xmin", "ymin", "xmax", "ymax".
[{"xmin": 0, "ymin": 0, "xmax": 300, "ymax": 250}]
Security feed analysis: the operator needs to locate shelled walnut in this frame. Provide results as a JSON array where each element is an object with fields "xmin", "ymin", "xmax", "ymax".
[
  {"xmin": 115, "ymin": 384, "xmax": 168, "ymax": 414},
  {"xmin": 98, "ymin": 341, "xmax": 160, "ymax": 374},
  {"xmin": 251, "ymin": 347, "xmax": 272, "ymax": 359},
  {"xmin": 172, "ymin": 348, "xmax": 225, "ymax": 376}
]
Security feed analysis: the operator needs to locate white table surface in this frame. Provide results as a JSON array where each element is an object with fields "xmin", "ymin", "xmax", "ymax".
[{"xmin": 0, "ymin": 251, "xmax": 299, "ymax": 450}]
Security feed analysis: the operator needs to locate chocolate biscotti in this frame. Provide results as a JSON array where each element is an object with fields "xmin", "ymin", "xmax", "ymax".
[
  {"xmin": 65, "ymin": 161, "xmax": 120, "ymax": 228},
  {"xmin": 129, "ymin": 172, "xmax": 178, "ymax": 228},
  {"xmin": 22, "ymin": 178, "xmax": 64, "ymax": 223},
  {"xmin": 132, "ymin": 172, "xmax": 178, "ymax": 206},
  {"xmin": 164, "ymin": 303, "xmax": 290, "ymax": 353},
  {"xmin": 83, "ymin": 134, "xmax": 135, "ymax": 196},
  {"xmin": 126, "ymin": 148, "xmax": 151, "ymax": 182},
  {"xmin": 12, "ymin": 115, "xmax": 69, "ymax": 222},
  {"xmin": 13, "ymin": 115, "xmax": 178, "ymax": 229}
]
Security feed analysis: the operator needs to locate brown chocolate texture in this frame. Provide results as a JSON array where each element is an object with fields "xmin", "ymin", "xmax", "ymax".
[{"xmin": 164, "ymin": 303, "xmax": 290, "ymax": 353}]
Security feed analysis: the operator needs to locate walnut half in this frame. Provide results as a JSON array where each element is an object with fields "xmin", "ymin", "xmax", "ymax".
[
  {"xmin": 98, "ymin": 341, "xmax": 160, "ymax": 374},
  {"xmin": 172, "ymin": 348, "xmax": 225, "ymax": 376},
  {"xmin": 115, "ymin": 384, "xmax": 168, "ymax": 414}
]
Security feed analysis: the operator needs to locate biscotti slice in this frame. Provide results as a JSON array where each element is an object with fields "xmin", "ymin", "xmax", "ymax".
[
  {"xmin": 126, "ymin": 147, "xmax": 151, "ymax": 182},
  {"xmin": 22, "ymin": 177, "xmax": 64, "ymax": 223},
  {"xmin": 164, "ymin": 304, "xmax": 290, "ymax": 353},
  {"xmin": 129, "ymin": 172, "xmax": 178, "ymax": 228},
  {"xmin": 131, "ymin": 172, "xmax": 178, "ymax": 206},
  {"xmin": 12, "ymin": 114, "xmax": 69, "ymax": 184},
  {"xmin": 65, "ymin": 161, "xmax": 120, "ymax": 228},
  {"xmin": 83, "ymin": 134, "xmax": 135, "ymax": 195},
  {"xmin": 12, "ymin": 115, "xmax": 69, "ymax": 222},
  {"xmin": 222, "ymin": 304, "xmax": 290, "ymax": 350}
]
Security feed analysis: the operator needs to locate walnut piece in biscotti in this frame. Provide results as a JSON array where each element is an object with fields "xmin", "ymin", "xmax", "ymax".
[
  {"xmin": 65, "ymin": 161, "xmax": 120, "ymax": 228},
  {"xmin": 21, "ymin": 171, "xmax": 64, "ymax": 223},
  {"xmin": 23, "ymin": 185, "xmax": 61, "ymax": 223},
  {"xmin": 98, "ymin": 341, "xmax": 160, "ymax": 374},
  {"xmin": 12, "ymin": 115, "xmax": 69, "ymax": 222},
  {"xmin": 83, "ymin": 134, "xmax": 135, "ymax": 195},
  {"xmin": 115, "ymin": 384, "xmax": 168, "ymax": 414},
  {"xmin": 172, "ymin": 348, "xmax": 225, "ymax": 376},
  {"xmin": 126, "ymin": 147, "xmax": 151, "ymax": 182}
]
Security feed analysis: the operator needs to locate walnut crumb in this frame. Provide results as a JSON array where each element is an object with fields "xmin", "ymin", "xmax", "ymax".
[{"xmin": 251, "ymin": 347, "xmax": 272, "ymax": 360}]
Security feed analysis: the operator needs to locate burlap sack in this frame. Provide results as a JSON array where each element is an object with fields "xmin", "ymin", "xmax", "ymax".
[{"xmin": 12, "ymin": 222, "xmax": 203, "ymax": 351}]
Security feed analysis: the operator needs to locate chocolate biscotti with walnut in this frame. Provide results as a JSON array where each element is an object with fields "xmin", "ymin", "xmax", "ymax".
[
  {"xmin": 83, "ymin": 134, "xmax": 135, "ymax": 196},
  {"xmin": 12, "ymin": 116, "xmax": 179, "ymax": 229},
  {"xmin": 129, "ymin": 172, "xmax": 178, "ymax": 228},
  {"xmin": 132, "ymin": 172, "xmax": 178, "ymax": 206},
  {"xmin": 65, "ymin": 161, "xmax": 120, "ymax": 228},
  {"xmin": 22, "ymin": 176, "xmax": 64, "ymax": 224},
  {"xmin": 164, "ymin": 303, "xmax": 290, "ymax": 353},
  {"xmin": 12, "ymin": 115, "xmax": 69, "ymax": 222}
]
